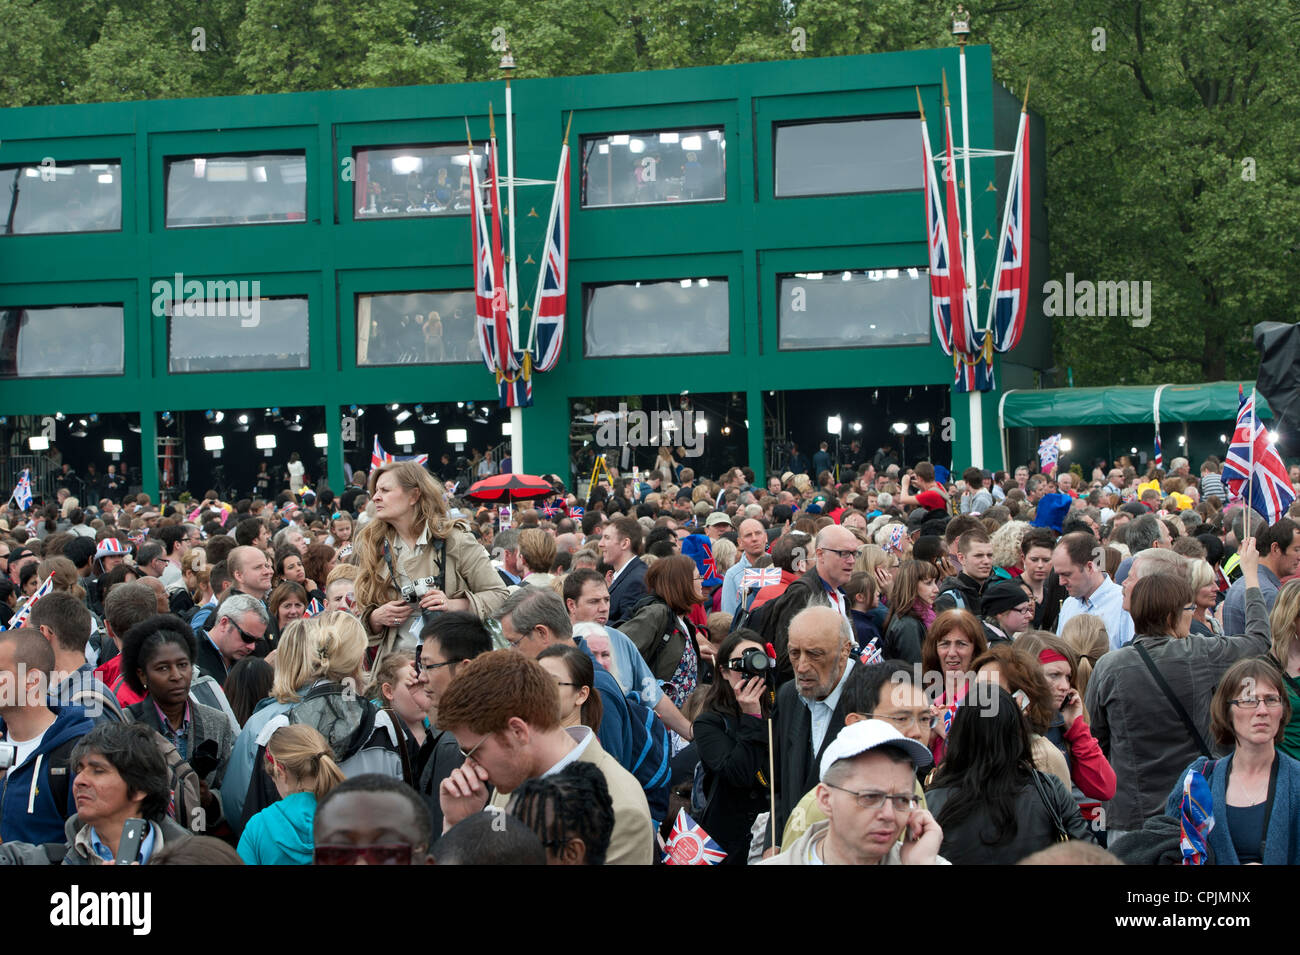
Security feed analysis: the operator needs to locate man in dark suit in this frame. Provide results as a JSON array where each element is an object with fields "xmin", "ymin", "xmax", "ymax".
[
  {"xmin": 772, "ymin": 605, "xmax": 855, "ymax": 841},
  {"xmin": 601, "ymin": 515, "xmax": 647, "ymax": 626}
]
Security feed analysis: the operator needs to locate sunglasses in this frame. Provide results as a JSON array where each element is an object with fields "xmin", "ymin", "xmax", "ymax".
[{"xmin": 313, "ymin": 844, "xmax": 418, "ymax": 865}]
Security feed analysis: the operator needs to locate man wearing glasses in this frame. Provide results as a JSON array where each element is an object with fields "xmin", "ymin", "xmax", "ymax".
[
  {"xmin": 761, "ymin": 718, "xmax": 946, "ymax": 865},
  {"xmin": 767, "ymin": 525, "xmax": 861, "ymax": 685},
  {"xmin": 195, "ymin": 593, "xmax": 270, "ymax": 687},
  {"xmin": 779, "ymin": 661, "xmax": 937, "ymax": 848},
  {"xmin": 434, "ymin": 651, "xmax": 653, "ymax": 864}
]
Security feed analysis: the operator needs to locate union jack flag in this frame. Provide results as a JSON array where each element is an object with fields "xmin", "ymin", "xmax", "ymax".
[
  {"xmin": 1153, "ymin": 432, "xmax": 1163, "ymax": 469},
  {"xmin": 9, "ymin": 469, "xmax": 32, "ymax": 511},
  {"xmin": 371, "ymin": 436, "xmax": 429, "ymax": 472},
  {"xmin": 1179, "ymin": 767, "xmax": 1214, "ymax": 866},
  {"xmin": 921, "ymin": 110, "xmax": 954, "ymax": 359},
  {"xmin": 470, "ymin": 139, "xmax": 517, "ymax": 379},
  {"xmin": 1223, "ymin": 387, "xmax": 1294, "ymax": 523},
  {"xmin": 530, "ymin": 142, "xmax": 569, "ymax": 373},
  {"xmin": 7, "ymin": 574, "xmax": 53, "ymax": 630},
  {"xmin": 741, "ymin": 567, "xmax": 783, "ymax": 590},
  {"xmin": 1038, "ymin": 433, "xmax": 1061, "ymax": 474},
  {"xmin": 302, "ymin": 597, "xmax": 325, "ymax": 618},
  {"xmin": 859, "ymin": 638, "xmax": 884, "ymax": 665},
  {"xmin": 988, "ymin": 106, "xmax": 1030, "ymax": 354},
  {"xmin": 541, "ymin": 504, "xmax": 565, "ymax": 519},
  {"xmin": 570, "ymin": 505, "xmax": 584, "ymax": 518},
  {"xmin": 662, "ymin": 808, "xmax": 727, "ymax": 865}
]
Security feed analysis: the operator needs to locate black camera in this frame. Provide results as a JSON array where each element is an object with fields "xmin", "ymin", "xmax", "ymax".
[
  {"xmin": 726, "ymin": 646, "xmax": 772, "ymax": 680},
  {"xmin": 401, "ymin": 585, "xmax": 421, "ymax": 604}
]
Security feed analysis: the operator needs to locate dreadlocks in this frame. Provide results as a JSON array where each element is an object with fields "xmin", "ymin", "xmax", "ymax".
[{"xmin": 507, "ymin": 762, "xmax": 614, "ymax": 866}]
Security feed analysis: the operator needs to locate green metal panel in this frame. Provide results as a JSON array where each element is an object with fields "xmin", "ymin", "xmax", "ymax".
[{"xmin": 0, "ymin": 47, "xmax": 1016, "ymax": 494}]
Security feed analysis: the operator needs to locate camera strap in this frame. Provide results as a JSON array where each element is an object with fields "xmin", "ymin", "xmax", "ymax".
[{"xmin": 383, "ymin": 536, "xmax": 448, "ymax": 594}]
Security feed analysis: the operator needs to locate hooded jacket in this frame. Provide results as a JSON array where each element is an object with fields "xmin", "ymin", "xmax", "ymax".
[
  {"xmin": 237, "ymin": 791, "xmax": 317, "ymax": 865},
  {"xmin": 0, "ymin": 705, "xmax": 96, "ymax": 845}
]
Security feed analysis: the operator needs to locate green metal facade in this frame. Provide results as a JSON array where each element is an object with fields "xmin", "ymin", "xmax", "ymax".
[{"xmin": 0, "ymin": 46, "xmax": 1020, "ymax": 498}]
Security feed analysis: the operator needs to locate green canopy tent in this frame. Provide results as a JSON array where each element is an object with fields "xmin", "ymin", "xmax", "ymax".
[{"xmin": 998, "ymin": 381, "xmax": 1271, "ymax": 470}]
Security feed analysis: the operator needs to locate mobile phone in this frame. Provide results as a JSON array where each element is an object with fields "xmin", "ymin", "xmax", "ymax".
[
  {"xmin": 1011, "ymin": 689, "xmax": 1030, "ymax": 713},
  {"xmin": 115, "ymin": 817, "xmax": 148, "ymax": 864}
]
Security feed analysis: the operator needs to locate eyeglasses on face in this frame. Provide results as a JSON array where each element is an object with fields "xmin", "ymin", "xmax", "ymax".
[
  {"xmin": 861, "ymin": 711, "xmax": 931, "ymax": 731},
  {"xmin": 458, "ymin": 734, "xmax": 489, "ymax": 760},
  {"xmin": 822, "ymin": 783, "xmax": 918, "ymax": 813},
  {"xmin": 413, "ymin": 645, "xmax": 454, "ymax": 676},
  {"xmin": 1229, "ymin": 696, "xmax": 1283, "ymax": 710},
  {"xmin": 226, "ymin": 618, "xmax": 260, "ymax": 644},
  {"xmin": 821, "ymin": 547, "xmax": 863, "ymax": 561}
]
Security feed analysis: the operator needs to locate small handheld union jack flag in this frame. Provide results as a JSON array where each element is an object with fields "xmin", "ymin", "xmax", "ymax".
[
  {"xmin": 7, "ymin": 574, "xmax": 54, "ymax": 630},
  {"xmin": 1223, "ymin": 386, "xmax": 1294, "ymax": 523},
  {"xmin": 860, "ymin": 638, "xmax": 884, "ymax": 665},
  {"xmin": 570, "ymin": 505, "xmax": 584, "ymax": 518},
  {"xmin": 662, "ymin": 808, "xmax": 727, "ymax": 865},
  {"xmin": 302, "ymin": 597, "xmax": 325, "ymax": 619},
  {"xmin": 10, "ymin": 469, "xmax": 32, "ymax": 512},
  {"xmin": 741, "ymin": 567, "xmax": 782, "ymax": 590}
]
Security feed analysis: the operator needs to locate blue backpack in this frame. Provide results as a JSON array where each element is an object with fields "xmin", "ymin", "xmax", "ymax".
[{"xmin": 622, "ymin": 688, "xmax": 671, "ymax": 825}]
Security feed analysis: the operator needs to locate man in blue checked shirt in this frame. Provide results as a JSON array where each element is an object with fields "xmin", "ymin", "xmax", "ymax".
[{"xmin": 720, "ymin": 518, "xmax": 769, "ymax": 616}]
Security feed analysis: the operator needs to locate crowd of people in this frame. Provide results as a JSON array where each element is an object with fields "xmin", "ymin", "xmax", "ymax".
[{"xmin": 0, "ymin": 447, "xmax": 1298, "ymax": 867}]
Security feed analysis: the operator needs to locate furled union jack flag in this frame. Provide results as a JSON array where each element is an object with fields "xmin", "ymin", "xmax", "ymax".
[
  {"xmin": 662, "ymin": 808, "xmax": 727, "ymax": 865},
  {"xmin": 1223, "ymin": 387, "xmax": 1294, "ymax": 523},
  {"xmin": 530, "ymin": 142, "xmax": 569, "ymax": 373}
]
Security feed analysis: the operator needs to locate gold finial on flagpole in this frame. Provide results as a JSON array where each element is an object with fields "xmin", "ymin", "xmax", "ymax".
[
  {"xmin": 941, "ymin": 70, "xmax": 950, "ymax": 108},
  {"xmin": 915, "ymin": 87, "xmax": 926, "ymax": 122}
]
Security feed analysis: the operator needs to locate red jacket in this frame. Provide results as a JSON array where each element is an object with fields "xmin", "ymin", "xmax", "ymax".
[
  {"xmin": 94, "ymin": 655, "xmax": 146, "ymax": 707},
  {"xmin": 1064, "ymin": 716, "xmax": 1117, "ymax": 801}
]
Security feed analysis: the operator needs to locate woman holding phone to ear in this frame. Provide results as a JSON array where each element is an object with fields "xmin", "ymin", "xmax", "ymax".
[{"xmin": 1015, "ymin": 630, "xmax": 1117, "ymax": 836}]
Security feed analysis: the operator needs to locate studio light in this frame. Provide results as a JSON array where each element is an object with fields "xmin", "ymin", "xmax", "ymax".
[
  {"xmin": 28, "ymin": 436, "xmax": 50, "ymax": 450},
  {"xmin": 394, "ymin": 410, "xmax": 412, "ymax": 424},
  {"xmin": 313, "ymin": 433, "xmax": 328, "ymax": 448},
  {"xmin": 890, "ymin": 422, "xmax": 909, "ymax": 435},
  {"xmin": 255, "ymin": 434, "xmax": 276, "ymax": 449},
  {"xmin": 827, "ymin": 416, "xmax": 842, "ymax": 436},
  {"xmin": 102, "ymin": 439, "xmax": 124, "ymax": 454},
  {"xmin": 394, "ymin": 429, "xmax": 416, "ymax": 446},
  {"xmin": 1060, "ymin": 438, "xmax": 1074, "ymax": 452},
  {"xmin": 204, "ymin": 435, "xmax": 225, "ymax": 451}
]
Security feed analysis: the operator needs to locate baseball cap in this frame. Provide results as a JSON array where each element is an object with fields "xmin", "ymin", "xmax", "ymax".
[
  {"xmin": 704, "ymin": 512, "xmax": 733, "ymax": 528},
  {"xmin": 819, "ymin": 719, "xmax": 933, "ymax": 782},
  {"xmin": 9, "ymin": 547, "xmax": 35, "ymax": 564}
]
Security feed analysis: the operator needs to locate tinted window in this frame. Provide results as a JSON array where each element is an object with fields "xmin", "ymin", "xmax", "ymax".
[
  {"xmin": 0, "ymin": 304, "xmax": 124, "ymax": 378},
  {"xmin": 581, "ymin": 128, "xmax": 725, "ymax": 208},
  {"xmin": 357, "ymin": 291, "xmax": 478, "ymax": 366},
  {"xmin": 774, "ymin": 118, "xmax": 919, "ymax": 197},
  {"xmin": 585, "ymin": 278, "xmax": 728, "ymax": 357},
  {"xmin": 353, "ymin": 145, "xmax": 484, "ymax": 219},
  {"xmin": 778, "ymin": 269, "xmax": 930, "ymax": 350},
  {"xmin": 0, "ymin": 162, "xmax": 121, "ymax": 235},
  {"xmin": 165, "ymin": 152, "xmax": 307, "ymax": 228},
  {"xmin": 168, "ymin": 296, "xmax": 308, "ymax": 372}
]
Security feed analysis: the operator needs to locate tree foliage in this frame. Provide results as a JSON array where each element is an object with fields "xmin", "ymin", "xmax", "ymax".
[{"xmin": 0, "ymin": 0, "xmax": 1293, "ymax": 385}]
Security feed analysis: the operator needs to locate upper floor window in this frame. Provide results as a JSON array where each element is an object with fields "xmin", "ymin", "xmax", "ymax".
[
  {"xmin": 165, "ymin": 152, "xmax": 307, "ymax": 228},
  {"xmin": 774, "ymin": 117, "xmax": 919, "ymax": 197},
  {"xmin": 581, "ymin": 128, "xmax": 725, "ymax": 208},
  {"xmin": 352, "ymin": 145, "xmax": 485, "ymax": 219},
  {"xmin": 0, "ymin": 161, "xmax": 122, "ymax": 235}
]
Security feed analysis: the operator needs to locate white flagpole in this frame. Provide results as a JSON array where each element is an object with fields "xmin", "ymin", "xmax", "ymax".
[
  {"xmin": 503, "ymin": 62, "xmax": 520, "ymax": 350},
  {"xmin": 957, "ymin": 42, "xmax": 977, "ymax": 328}
]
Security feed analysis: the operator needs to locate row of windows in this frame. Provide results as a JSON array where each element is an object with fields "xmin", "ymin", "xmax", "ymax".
[
  {"xmin": 0, "ymin": 116, "xmax": 920, "ymax": 236},
  {"xmin": 0, "ymin": 268, "xmax": 931, "ymax": 379}
]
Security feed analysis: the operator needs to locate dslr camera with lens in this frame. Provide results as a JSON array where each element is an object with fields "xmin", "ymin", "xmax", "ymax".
[{"xmin": 726, "ymin": 646, "xmax": 772, "ymax": 681}]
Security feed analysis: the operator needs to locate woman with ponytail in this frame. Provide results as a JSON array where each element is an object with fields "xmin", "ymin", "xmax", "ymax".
[{"xmin": 238, "ymin": 724, "xmax": 345, "ymax": 864}]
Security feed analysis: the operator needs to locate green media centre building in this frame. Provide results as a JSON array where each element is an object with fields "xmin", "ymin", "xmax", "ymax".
[{"xmin": 0, "ymin": 45, "xmax": 1053, "ymax": 503}]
